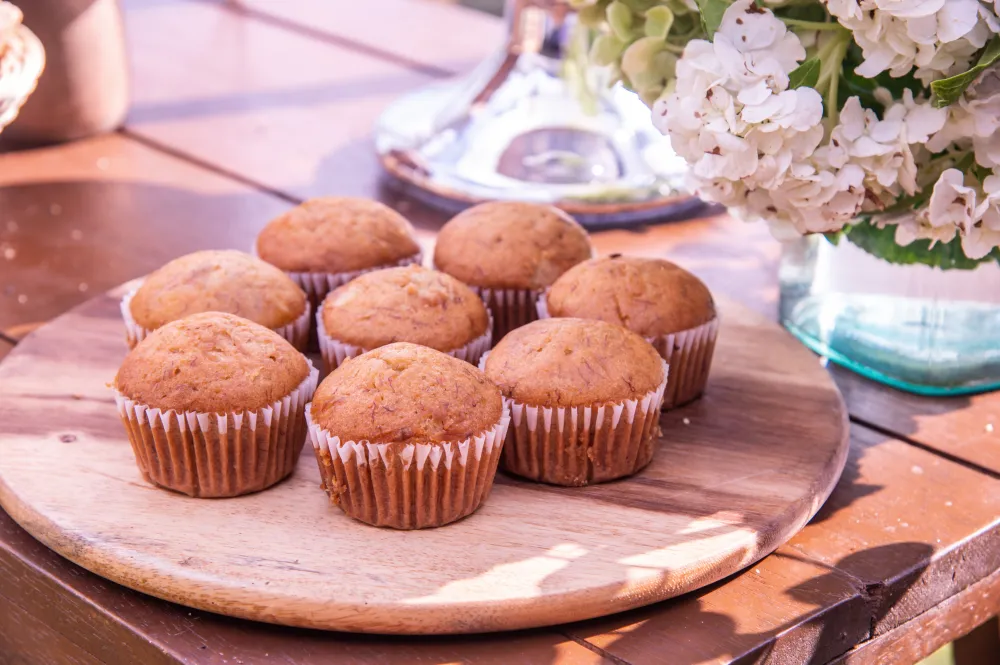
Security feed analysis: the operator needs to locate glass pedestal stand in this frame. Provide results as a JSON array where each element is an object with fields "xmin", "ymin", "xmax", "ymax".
[{"xmin": 374, "ymin": 0, "xmax": 701, "ymax": 228}]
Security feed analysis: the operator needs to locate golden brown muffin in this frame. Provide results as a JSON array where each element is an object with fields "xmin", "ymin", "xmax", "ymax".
[
  {"xmin": 129, "ymin": 250, "xmax": 307, "ymax": 332},
  {"xmin": 115, "ymin": 312, "xmax": 310, "ymax": 414},
  {"xmin": 484, "ymin": 318, "xmax": 664, "ymax": 408},
  {"xmin": 546, "ymin": 256, "xmax": 716, "ymax": 336},
  {"xmin": 256, "ymin": 198, "xmax": 421, "ymax": 274},
  {"xmin": 311, "ymin": 342, "xmax": 502, "ymax": 445},
  {"xmin": 433, "ymin": 201, "xmax": 592, "ymax": 290},
  {"xmin": 308, "ymin": 343, "xmax": 507, "ymax": 527},
  {"xmin": 320, "ymin": 265, "xmax": 489, "ymax": 352}
]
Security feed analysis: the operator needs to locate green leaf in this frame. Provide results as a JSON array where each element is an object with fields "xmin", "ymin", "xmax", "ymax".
[
  {"xmin": 645, "ymin": 6, "xmax": 675, "ymax": 39},
  {"xmin": 607, "ymin": 2, "xmax": 635, "ymax": 41},
  {"xmin": 844, "ymin": 221, "xmax": 1000, "ymax": 271},
  {"xmin": 696, "ymin": 0, "xmax": 732, "ymax": 37},
  {"xmin": 788, "ymin": 58, "xmax": 821, "ymax": 90},
  {"xmin": 931, "ymin": 36, "xmax": 1000, "ymax": 108},
  {"xmin": 590, "ymin": 33, "xmax": 627, "ymax": 66}
]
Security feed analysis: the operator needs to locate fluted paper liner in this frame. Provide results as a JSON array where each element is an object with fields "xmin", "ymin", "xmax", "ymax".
[
  {"xmin": 469, "ymin": 285, "xmax": 541, "ymax": 342},
  {"xmin": 537, "ymin": 293, "xmax": 719, "ymax": 409},
  {"xmin": 120, "ymin": 287, "xmax": 312, "ymax": 352},
  {"xmin": 114, "ymin": 363, "xmax": 319, "ymax": 498},
  {"xmin": 307, "ymin": 405, "xmax": 511, "ymax": 529},
  {"xmin": 481, "ymin": 353, "xmax": 668, "ymax": 486},
  {"xmin": 316, "ymin": 306, "xmax": 493, "ymax": 372},
  {"xmin": 278, "ymin": 252, "xmax": 423, "ymax": 309}
]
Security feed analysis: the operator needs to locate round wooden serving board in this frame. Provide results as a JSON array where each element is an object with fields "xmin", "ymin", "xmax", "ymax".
[{"xmin": 0, "ymin": 288, "xmax": 849, "ymax": 635}]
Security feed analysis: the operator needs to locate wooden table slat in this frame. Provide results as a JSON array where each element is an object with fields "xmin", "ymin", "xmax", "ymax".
[
  {"xmin": 0, "ymin": 134, "xmax": 292, "ymax": 336},
  {"xmin": 834, "ymin": 366, "xmax": 1000, "ymax": 477},
  {"xmin": 830, "ymin": 565, "xmax": 1000, "ymax": 665},
  {"xmin": 569, "ymin": 422, "xmax": 1000, "ymax": 663},
  {"xmin": 203, "ymin": 0, "xmax": 504, "ymax": 77},
  {"xmin": 123, "ymin": 0, "xmax": 437, "ymax": 206}
]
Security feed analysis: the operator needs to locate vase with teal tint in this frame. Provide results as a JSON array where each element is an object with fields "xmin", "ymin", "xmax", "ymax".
[{"xmin": 779, "ymin": 235, "xmax": 1000, "ymax": 396}]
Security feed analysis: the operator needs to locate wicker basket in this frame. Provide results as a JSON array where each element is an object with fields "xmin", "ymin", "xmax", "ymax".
[{"xmin": 0, "ymin": 3, "xmax": 44, "ymax": 133}]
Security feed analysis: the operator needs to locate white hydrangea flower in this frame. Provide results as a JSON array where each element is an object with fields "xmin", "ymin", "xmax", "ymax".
[
  {"xmin": 826, "ymin": 0, "xmax": 997, "ymax": 83},
  {"xmin": 654, "ymin": 0, "xmax": 827, "ymax": 219},
  {"xmin": 928, "ymin": 65, "xmax": 1000, "ymax": 168},
  {"xmin": 819, "ymin": 91, "xmax": 945, "ymax": 205},
  {"xmin": 895, "ymin": 168, "xmax": 975, "ymax": 246},
  {"xmin": 966, "ymin": 171, "xmax": 1000, "ymax": 257},
  {"xmin": 742, "ymin": 160, "xmax": 867, "ymax": 234}
]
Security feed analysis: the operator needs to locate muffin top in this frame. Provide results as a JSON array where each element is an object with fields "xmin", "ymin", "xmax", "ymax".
[
  {"xmin": 484, "ymin": 318, "xmax": 664, "ymax": 407},
  {"xmin": 310, "ymin": 343, "xmax": 502, "ymax": 445},
  {"xmin": 433, "ymin": 201, "xmax": 592, "ymax": 290},
  {"xmin": 546, "ymin": 256, "xmax": 716, "ymax": 337},
  {"xmin": 115, "ymin": 312, "xmax": 310, "ymax": 414},
  {"xmin": 321, "ymin": 265, "xmax": 489, "ymax": 352},
  {"xmin": 256, "ymin": 197, "xmax": 421, "ymax": 273},
  {"xmin": 130, "ymin": 250, "xmax": 307, "ymax": 331}
]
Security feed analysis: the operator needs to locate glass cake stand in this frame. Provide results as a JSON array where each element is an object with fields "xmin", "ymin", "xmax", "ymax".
[{"xmin": 374, "ymin": 0, "xmax": 702, "ymax": 228}]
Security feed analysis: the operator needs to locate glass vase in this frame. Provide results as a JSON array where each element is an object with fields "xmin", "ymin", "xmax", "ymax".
[
  {"xmin": 374, "ymin": 0, "xmax": 701, "ymax": 227},
  {"xmin": 779, "ymin": 235, "xmax": 1000, "ymax": 396}
]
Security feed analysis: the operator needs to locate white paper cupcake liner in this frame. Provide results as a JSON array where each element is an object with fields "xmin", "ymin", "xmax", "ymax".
[
  {"xmin": 537, "ymin": 293, "xmax": 719, "ymax": 410},
  {"xmin": 481, "ymin": 353, "xmax": 668, "ymax": 486},
  {"xmin": 279, "ymin": 252, "xmax": 423, "ymax": 307},
  {"xmin": 469, "ymin": 285, "xmax": 542, "ymax": 344},
  {"xmin": 315, "ymin": 305, "xmax": 493, "ymax": 373},
  {"xmin": 307, "ymin": 405, "xmax": 511, "ymax": 529},
  {"xmin": 120, "ymin": 287, "xmax": 312, "ymax": 352},
  {"xmin": 114, "ymin": 362, "xmax": 319, "ymax": 498}
]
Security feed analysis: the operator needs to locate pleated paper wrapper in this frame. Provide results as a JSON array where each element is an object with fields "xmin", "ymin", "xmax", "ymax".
[
  {"xmin": 114, "ymin": 363, "xmax": 319, "ymax": 498},
  {"xmin": 469, "ymin": 285, "xmax": 541, "ymax": 342},
  {"xmin": 481, "ymin": 353, "xmax": 668, "ymax": 486},
  {"xmin": 537, "ymin": 293, "xmax": 719, "ymax": 409},
  {"xmin": 280, "ymin": 252, "xmax": 423, "ymax": 310},
  {"xmin": 120, "ymin": 287, "xmax": 312, "ymax": 352},
  {"xmin": 316, "ymin": 308, "xmax": 493, "ymax": 372},
  {"xmin": 307, "ymin": 405, "xmax": 511, "ymax": 529}
]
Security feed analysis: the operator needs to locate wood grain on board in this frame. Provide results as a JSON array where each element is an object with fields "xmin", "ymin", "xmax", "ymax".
[
  {"xmin": 122, "ymin": 0, "xmax": 436, "ymax": 204},
  {"xmin": 0, "ymin": 291, "xmax": 848, "ymax": 634},
  {"xmin": 0, "ymin": 511, "xmax": 610, "ymax": 665}
]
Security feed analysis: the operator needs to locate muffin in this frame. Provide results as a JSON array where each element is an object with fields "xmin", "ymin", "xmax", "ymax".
[
  {"xmin": 482, "ymin": 318, "xmax": 667, "ymax": 486},
  {"xmin": 433, "ymin": 202, "xmax": 592, "ymax": 340},
  {"xmin": 121, "ymin": 250, "xmax": 310, "ymax": 351},
  {"xmin": 113, "ymin": 312, "xmax": 319, "ymax": 498},
  {"xmin": 317, "ymin": 265, "xmax": 491, "ymax": 372},
  {"xmin": 541, "ymin": 255, "xmax": 718, "ymax": 408},
  {"xmin": 307, "ymin": 343, "xmax": 510, "ymax": 529},
  {"xmin": 255, "ymin": 197, "xmax": 422, "ymax": 310}
]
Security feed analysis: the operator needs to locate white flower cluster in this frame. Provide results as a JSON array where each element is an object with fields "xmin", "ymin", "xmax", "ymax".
[
  {"xmin": 654, "ymin": 0, "xmax": 947, "ymax": 239},
  {"xmin": 825, "ymin": 0, "xmax": 1000, "ymax": 84},
  {"xmin": 877, "ymin": 64, "xmax": 1000, "ymax": 259},
  {"xmin": 893, "ymin": 167, "xmax": 1000, "ymax": 258}
]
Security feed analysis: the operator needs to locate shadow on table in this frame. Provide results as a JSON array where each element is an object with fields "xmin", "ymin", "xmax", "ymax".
[{"xmin": 561, "ymin": 541, "xmax": 935, "ymax": 665}]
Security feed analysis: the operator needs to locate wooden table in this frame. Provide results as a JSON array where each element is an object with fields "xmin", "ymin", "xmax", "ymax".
[{"xmin": 0, "ymin": 1, "xmax": 998, "ymax": 663}]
